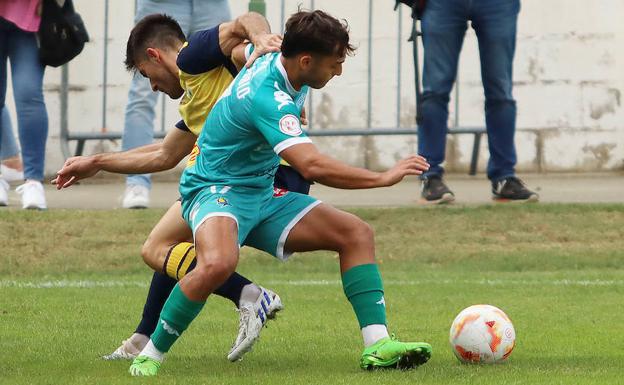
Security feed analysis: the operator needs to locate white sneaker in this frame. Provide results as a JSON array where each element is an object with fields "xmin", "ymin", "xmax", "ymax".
[
  {"xmin": 0, "ymin": 179, "xmax": 9, "ymax": 206},
  {"xmin": 16, "ymin": 181, "xmax": 47, "ymax": 210},
  {"xmin": 102, "ymin": 333, "xmax": 149, "ymax": 360},
  {"xmin": 227, "ymin": 287, "xmax": 284, "ymax": 362},
  {"xmin": 122, "ymin": 184, "xmax": 150, "ymax": 209},
  {"xmin": 0, "ymin": 164, "xmax": 24, "ymax": 182}
]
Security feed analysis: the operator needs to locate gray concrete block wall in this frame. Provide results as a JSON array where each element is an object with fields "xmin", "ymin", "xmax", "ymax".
[{"xmin": 2, "ymin": 0, "xmax": 622, "ymax": 177}]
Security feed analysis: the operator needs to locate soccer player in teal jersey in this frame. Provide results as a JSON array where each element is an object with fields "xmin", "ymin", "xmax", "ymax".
[
  {"xmin": 53, "ymin": 13, "xmax": 301, "ymax": 362},
  {"xmin": 130, "ymin": 10, "xmax": 433, "ymax": 376}
]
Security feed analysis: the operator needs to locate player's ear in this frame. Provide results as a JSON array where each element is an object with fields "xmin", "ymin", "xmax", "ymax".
[
  {"xmin": 299, "ymin": 54, "xmax": 312, "ymax": 70},
  {"xmin": 146, "ymin": 47, "xmax": 160, "ymax": 62}
]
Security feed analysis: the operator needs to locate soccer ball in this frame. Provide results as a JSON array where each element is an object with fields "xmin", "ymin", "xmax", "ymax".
[{"xmin": 449, "ymin": 304, "xmax": 516, "ymax": 364}]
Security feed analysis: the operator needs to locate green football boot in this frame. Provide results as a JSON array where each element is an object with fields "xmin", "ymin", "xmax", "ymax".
[
  {"xmin": 129, "ymin": 355, "xmax": 161, "ymax": 376},
  {"xmin": 360, "ymin": 335, "xmax": 432, "ymax": 370}
]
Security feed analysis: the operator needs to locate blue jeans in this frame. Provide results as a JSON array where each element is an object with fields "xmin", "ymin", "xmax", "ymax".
[
  {"xmin": 1, "ymin": 106, "xmax": 20, "ymax": 160},
  {"xmin": 0, "ymin": 18, "xmax": 48, "ymax": 181},
  {"xmin": 122, "ymin": 0, "xmax": 231, "ymax": 189},
  {"xmin": 418, "ymin": 0, "xmax": 520, "ymax": 181}
]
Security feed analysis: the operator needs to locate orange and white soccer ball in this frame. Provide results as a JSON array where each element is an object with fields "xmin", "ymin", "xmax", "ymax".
[{"xmin": 449, "ymin": 304, "xmax": 516, "ymax": 363}]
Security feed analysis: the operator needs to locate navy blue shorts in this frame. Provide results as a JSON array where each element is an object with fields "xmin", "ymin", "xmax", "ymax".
[{"xmin": 274, "ymin": 165, "xmax": 311, "ymax": 195}]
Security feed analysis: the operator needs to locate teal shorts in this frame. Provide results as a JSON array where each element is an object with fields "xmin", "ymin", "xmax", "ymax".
[{"xmin": 182, "ymin": 185, "xmax": 321, "ymax": 260}]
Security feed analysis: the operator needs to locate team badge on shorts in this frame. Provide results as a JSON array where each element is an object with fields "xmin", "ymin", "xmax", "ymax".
[
  {"xmin": 273, "ymin": 187, "xmax": 289, "ymax": 197},
  {"xmin": 216, "ymin": 197, "xmax": 230, "ymax": 207}
]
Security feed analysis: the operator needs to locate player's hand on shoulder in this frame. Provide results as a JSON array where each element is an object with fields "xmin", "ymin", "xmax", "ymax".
[
  {"xmin": 52, "ymin": 156, "xmax": 98, "ymax": 190},
  {"xmin": 379, "ymin": 155, "xmax": 429, "ymax": 187},
  {"xmin": 246, "ymin": 33, "xmax": 282, "ymax": 68}
]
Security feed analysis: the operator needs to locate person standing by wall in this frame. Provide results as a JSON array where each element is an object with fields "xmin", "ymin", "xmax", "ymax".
[
  {"xmin": 417, "ymin": 0, "xmax": 538, "ymax": 204},
  {"xmin": 119, "ymin": 0, "xmax": 232, "ymax": 208},
  {"xmin": 0, "ymin": 0, "xmax": 49, "ymax": 209}
]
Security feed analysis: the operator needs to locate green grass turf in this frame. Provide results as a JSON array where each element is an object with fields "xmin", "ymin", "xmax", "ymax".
[{"xmin": 1, "ymin": 204, "xmax": 623, "ymax": 384}]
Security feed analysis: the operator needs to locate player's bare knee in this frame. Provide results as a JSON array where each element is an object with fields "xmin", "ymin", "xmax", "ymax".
[
  {"xmin": 338, "ymin": 218, "xmax": 375, "ymax": 252},
  {"xmin": 140, "ymin": 239, "xmax": 160, "ymax": 270},
  {"xmin": 196, "ymin": 254, "xmax": 238, "ymax": 284},
  {"xmin": 352, "ymin": 220, "xmax": 375, "ymax": 247}
]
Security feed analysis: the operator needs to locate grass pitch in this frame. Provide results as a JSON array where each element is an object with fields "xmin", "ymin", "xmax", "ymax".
[{"xmin": 1, "ymin": 204, "xmax": 623, "ymax": 385}]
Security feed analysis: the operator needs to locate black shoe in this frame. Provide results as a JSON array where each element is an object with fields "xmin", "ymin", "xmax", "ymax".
[
  {"xmin": 492, "ymin": 176, "xmax": 539, "ymax": 202},
  {"xmin": 420, "ymin": 175, "xmax": 455, "ymax": 204}
]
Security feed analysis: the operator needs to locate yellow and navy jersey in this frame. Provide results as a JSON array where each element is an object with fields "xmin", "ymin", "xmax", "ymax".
[{"xmin": 175, "ymin": 25, "xmax": 238, "ymax": 137}]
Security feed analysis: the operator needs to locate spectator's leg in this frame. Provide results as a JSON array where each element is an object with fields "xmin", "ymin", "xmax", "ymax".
[
  {"xmin": 0, "ymin": 24, "xmax": 7, "ymax": 205},
  {"xmin": 0, "ymin": 107, "xmax": 25, "ymax": 183},
  {"xmin": 121, "ymin": 0, "xmax": 192, "ymax": 194},
  {"xmin": 419, "ymin": 0, "xmax": 469, "ymax": 177},
  {"xmin": 190, "ymin": 0, "xmax": 232, "ymax": 34},
  {"xmin": 471, "ymin": 0, "xmax": 520, "ymax": 181},
  {"xmin": 1, "ymin": 107, "xmax": 21, "ymax": 161},
  {"xmin": 121, "ymin": 73, "xmax": 158, "ymax": 189},
  {"xmin": 0, "ymin": 22, "xmax": 6, "ymax": 153},
  {"xmin": 8, "ymin": 28, "xmax": 47, "ymax": 182},
  {"xmin": 0, "ymin": 110, "xmax": 9, "ymax": 164}
]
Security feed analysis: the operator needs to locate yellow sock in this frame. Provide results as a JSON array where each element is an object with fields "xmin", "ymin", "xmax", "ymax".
[{"xmin": 163, "ymin": 242, "xmax": 196, "ymax": 281}]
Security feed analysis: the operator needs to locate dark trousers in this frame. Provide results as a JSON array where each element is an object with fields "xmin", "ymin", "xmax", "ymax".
[{"xmin": 418, "ymin": 0, "xmax": 520, "ymax": 181}]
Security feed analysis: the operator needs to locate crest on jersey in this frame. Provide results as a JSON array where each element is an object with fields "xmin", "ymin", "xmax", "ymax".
[
  {"xmin": 216, "ymin": 197, "xmax": 230, "ymax": 207},
  {"xmin": 273, "ymin": 187, "xmax": 289, "ymax": 197},
  {"xmin": 279, "ymin": 114, "xmax": 302, "ymax": 136}
]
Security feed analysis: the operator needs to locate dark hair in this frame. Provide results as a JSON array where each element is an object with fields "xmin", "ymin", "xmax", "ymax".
[
  {"xmin": 124, "ymin": 14, "xmax": 185, "ymax": 71},
  {"xmin": 282, "ymin": 10, "xmax": 355, "ymax": 59}
]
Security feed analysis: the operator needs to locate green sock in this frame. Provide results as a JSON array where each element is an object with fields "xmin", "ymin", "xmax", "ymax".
[
  {"xmin": 150, "ymin": 284, "xmax": 205, "ymax": 353},
  {"xmin": 342, "ymin": 263, "xmax": 387, "ymax": 328}
]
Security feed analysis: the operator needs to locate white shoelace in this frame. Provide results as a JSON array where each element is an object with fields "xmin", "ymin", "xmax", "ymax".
[{"xmin": 233, "ymin": 306, "xmax": 254, "ymax": 346}]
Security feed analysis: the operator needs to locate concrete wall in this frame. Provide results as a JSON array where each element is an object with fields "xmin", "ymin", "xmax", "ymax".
[{"xmin": 4, "ymin": 0, "xmax": 623, "ymax": 176}]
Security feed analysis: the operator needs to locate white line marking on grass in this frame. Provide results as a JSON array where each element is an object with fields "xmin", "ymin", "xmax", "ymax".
[
  {"xmin": 389, "ymin": 279, "xmax": 624, "ymax": 287},
  {"xmin": 266, "ymin": 279, "xmax": 624, "ymax": 287},
  {"xmin": 0, "ymin": 280, "xmax": 148, "ymax": 289},
  {"xmin": 1, "ymin": 278, "xmax": 623, "ymax": 289}
]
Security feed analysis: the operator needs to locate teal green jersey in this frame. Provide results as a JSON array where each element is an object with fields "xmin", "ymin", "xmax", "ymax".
[{"xmin": 179, "ymin": 52, "xmax": 310, "ymax": 201}]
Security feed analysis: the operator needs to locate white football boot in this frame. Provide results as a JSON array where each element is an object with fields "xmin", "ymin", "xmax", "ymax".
[
  {"xmin": 102, "ymin": 333, "xmax": 149, "ymax": 360},
  {"xmin": 227, "ymin": 287, "xmax": 284, "ymax": 362}
]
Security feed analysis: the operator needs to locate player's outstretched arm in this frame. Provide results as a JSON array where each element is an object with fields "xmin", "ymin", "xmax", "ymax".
[
  {"xmin": 219, "ymin": 12, "xmax": 282, "ymax": 67},
  {"xmin": 280, "ymin": 143, "xmax": 429, "ymax": 189},
  {"xmin": 52, "ymin": 128, "xmax": 196, "ymax": 189}
]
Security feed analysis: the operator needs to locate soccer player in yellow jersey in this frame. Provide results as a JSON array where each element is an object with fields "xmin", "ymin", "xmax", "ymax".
[{"xmin": 54, "ymin": 12, "xmax": 308, "ymax": 362}]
